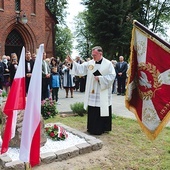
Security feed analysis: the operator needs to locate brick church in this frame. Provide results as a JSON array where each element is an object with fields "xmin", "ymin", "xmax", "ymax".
[{"xmin": 0, "ymin": 0, "xmax": 57, "ymax": 58}]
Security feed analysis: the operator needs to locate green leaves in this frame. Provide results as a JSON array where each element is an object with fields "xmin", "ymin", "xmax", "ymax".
[
  {"xmin": 70, "ymin": 102, "xmax": 87, "ymax": 116},
  {"xmin": 55, "ymin": 26, "xmax": 73, "ymax": 60},
  {"xmin": 81, "ymin": 0, "xmax": 170, "ymax": 60},
  {"xmin": 45, "ymin": 0, "xmax": 68, "ymax": 24},
  {"xmin": 41, "ymin": 98, "xmax": 58, "ymax": 119}
]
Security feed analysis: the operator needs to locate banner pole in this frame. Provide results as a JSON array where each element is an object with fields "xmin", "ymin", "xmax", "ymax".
[{"xmin": 133, "ymin": 20, "xmax": 170, "ymax": 49}]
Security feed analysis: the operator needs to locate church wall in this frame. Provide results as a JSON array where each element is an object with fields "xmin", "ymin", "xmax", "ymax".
[
  {"xmin": 45, "ymin": 9, "xmax": 56, "ymax": 58},
  {"xmin": 0, "ymin": 0, "xmax": 47, "ymax": 56}
]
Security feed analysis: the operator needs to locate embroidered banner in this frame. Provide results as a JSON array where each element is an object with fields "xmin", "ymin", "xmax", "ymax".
[{"xmin": 125, "ymin": 20, "xmax": 170, "ymax": 140}]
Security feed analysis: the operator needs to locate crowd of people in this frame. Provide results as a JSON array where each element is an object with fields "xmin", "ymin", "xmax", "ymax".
[
  {"xmin": 0, "ymin": 52, "xmax": 89, "ymax": 105},
  {"xmin": 0, "ymin": 51, "xmax": 128, "ymax": 103},
  {"xmin": 0, "ymin": 46, "xmax": 129, "ymax": 136},
  {"xmin": 41, "ymin": 54, "xmax": 88, "ymax": 103}
]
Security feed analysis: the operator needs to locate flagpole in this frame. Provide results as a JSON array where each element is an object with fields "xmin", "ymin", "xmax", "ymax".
[
  {"xmin": 24, "ymin": 162, "xmax": 32, "ymax": 170},
  {"xmin": 133, "ymin": 20, "xmax": 170, "ymax": 50}
]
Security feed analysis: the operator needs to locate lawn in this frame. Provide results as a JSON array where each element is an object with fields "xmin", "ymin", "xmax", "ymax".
[{"xmin": 45, "ymin": 114, "xmax": 170, "ymax": 170}]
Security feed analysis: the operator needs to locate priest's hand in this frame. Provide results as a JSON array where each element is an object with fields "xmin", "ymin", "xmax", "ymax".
[{"xmin": 94, "ymin": 76, "xmax": 99, "ymax": 81}]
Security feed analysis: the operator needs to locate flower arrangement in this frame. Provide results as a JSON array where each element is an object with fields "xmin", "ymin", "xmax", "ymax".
[
  {"xmin": 41, "ymin": 98, "xmax": 58, "ymax": 119},
  {"xmin": 45, "ymin": 124, "xmax": 68, "ymax": 141}
]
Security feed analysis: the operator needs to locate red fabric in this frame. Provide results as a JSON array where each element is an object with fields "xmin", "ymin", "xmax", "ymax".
[
  {"xmin": 146, "ymin": 39, "xmax": 170, "ymax": 120},
  {"xmin": 19, "ymin": 44, "xmax": 43, "ymax": 167},
  {"xmin": 128, "ymin": 48, "xmax": 143, "ymax": 120},
  {"xmin": 1, "ymin": 77, "xmax": 25, "ymax": 154},
  {"xmin": 131, "ymin": 39, "xmax": 170, "ymax": 121},
  {"xmin": 127, "ymin": 24, "xmax": 170, "ymax": 139},
  {"xmin": 1, "ymin": 112, "xmax": 13, "ymax": 153},
  {"xmin": 29, "ymin": 123, "xmax": 40, "ymax": 167},
  {"xmin": 4, "ymin": 78, "xmax": 25, "ymax": 111}
]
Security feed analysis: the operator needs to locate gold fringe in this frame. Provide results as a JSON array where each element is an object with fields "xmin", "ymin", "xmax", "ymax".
[
  {"xmin": 125, "ymin": 20, "xmax": 170, "ymax": 140},
  {"xmin": 125, "ymin": 20, "xmax": 135, "ymax": 103},
  {"xmin": 126, "ymin": 104, "xmax": 170, "ymax": 140}
]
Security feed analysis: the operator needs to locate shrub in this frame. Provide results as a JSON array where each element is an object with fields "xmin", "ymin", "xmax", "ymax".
[
  {"xmin": 41, "ymin": 98, "xmax": 58, "ymax": 119},
  {"xmin": 70, "ymin": 102, "xmax": 87, "ymax": 116}
]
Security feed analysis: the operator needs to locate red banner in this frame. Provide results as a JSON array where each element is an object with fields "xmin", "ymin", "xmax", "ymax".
[{"xmin": 125, "ymin": 20, "xmax": 170, "ymax": 140}]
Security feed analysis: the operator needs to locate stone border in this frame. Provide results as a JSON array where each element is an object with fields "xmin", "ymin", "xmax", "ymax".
[{"xmin": 0, "ymin": 122, "xmax": 103, "ymax": 170}]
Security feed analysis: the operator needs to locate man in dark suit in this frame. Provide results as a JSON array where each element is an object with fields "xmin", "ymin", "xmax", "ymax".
[
  {"xmin": 74, "ymin": 56, "xmax": 82, "ymax": 91},
  {"xmin": 25, "ymin": 51, "xmax": 34, "ymax": 93},
  {"xmin": 42, "ymin": 52, "xmax": 51, "ymax": 100},
  {"xmin": 115, "ymin": 56, "xmax": 128, "ymax": 96},
  {"xmin": 0, "ymin": 61, "xmax": 4, "ymax": 90}
]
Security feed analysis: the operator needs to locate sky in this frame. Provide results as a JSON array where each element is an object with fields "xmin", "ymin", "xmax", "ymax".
[
  {"xmin": 66, "ymin": 0, "xmax": 84, "ymax": 29},
  {"xmin": 66, "ymin": 0, "xmax": 85, "ymax": 57}
]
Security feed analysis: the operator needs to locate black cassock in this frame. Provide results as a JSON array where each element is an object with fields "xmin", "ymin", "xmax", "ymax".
[{"xmin": 87, "ymin": 105, "xmax": 112, "ymax": 135}]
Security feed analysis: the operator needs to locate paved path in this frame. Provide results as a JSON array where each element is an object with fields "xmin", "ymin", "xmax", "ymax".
[{"xmin": 57, "ymin": 89, "xmax": 170, "ymax": 127}]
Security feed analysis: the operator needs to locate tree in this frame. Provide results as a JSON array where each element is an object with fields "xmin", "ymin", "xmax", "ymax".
[
  {"xmin": 45, "ymin": 0, "xmax": 68, "ymax": 24},
  {"xmin": 82, "ymin": 0, "xmax": 170, "ymax": 61},
  {"xmin": 45, "ymin": 0, "xmax": 74, "ymax": 60},
  {"xmin": 55, "ymin": 26, "xmax": 73, "ymax": 61},
  {"xmin": 128, "ymin": 0, "xmax": 170, "ymax": 36},
  {"xmin": 74, "ymin": 11, "xmax": 92, "ymax": 60},
  {"xmin": 82, "ymin": 0, "xmax": 134, "ymax": 60}
]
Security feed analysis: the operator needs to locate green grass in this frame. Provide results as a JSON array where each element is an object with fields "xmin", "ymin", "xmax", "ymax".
[{"xmin": 44, "ymin": 114, "xmax": 170, "ymax": 170}]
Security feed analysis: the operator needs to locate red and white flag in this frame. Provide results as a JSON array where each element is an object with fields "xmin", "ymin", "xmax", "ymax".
[
  {"xmin": 19, "ymin": 44, "xmax": 44, "ymax": 167},
  {"xmin": 1, "ymin": 47, "xmax": 26, "ymax": 154},
  {"xmin": 125, "ymin": 21, "xmax": 170, "ymax": 140}
]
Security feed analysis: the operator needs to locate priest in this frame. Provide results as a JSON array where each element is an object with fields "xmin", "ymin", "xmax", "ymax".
[{"xmin": 67, "ymin": 46, "xmax": 116, "ymax": 135}]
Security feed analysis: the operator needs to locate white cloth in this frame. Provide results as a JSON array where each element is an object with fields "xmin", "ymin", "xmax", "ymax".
[
  {"xmin": 27, "ymin": 63, "xmax": 31, "ymax": 72},
  {"xmin": 70, "ymin": 57, "xmax": 116, "ymax": 116},
  {"xmin": 62, "ymin": 65, "xmax": 75, "ymax": 87}
]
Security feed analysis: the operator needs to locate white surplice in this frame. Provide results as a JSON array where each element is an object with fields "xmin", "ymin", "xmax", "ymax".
[{"xmin": 70, "ymin": 57, "xmax": 116, "ymax": 116}]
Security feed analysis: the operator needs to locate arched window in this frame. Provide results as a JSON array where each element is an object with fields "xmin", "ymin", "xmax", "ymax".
[
  {"xmin": 6, "ymin": 29, "xmax": 24, "ymax": 46},
  {"xmin": 5, "ymin": 29, "xmax": 25, "ymax": 57},
  {"xmin": 0, "ymin": 0, "xmax": 4, "ymax": 9},
  {"xmin": 31, "ymin": 0, "xmax": 36, "ymax": 14},
  {"xmin": 15, "ymin": 0, "xmax": 20, "ymax": 11}
]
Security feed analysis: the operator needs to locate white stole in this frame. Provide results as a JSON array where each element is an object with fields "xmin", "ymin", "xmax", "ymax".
[
  {"xmin": 84, "ymin": 58, "xmax": 110, "ymax": 117},
  {"xmin": 98, "ymin": 59, "xmax": 110, "ymax": 117}
]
